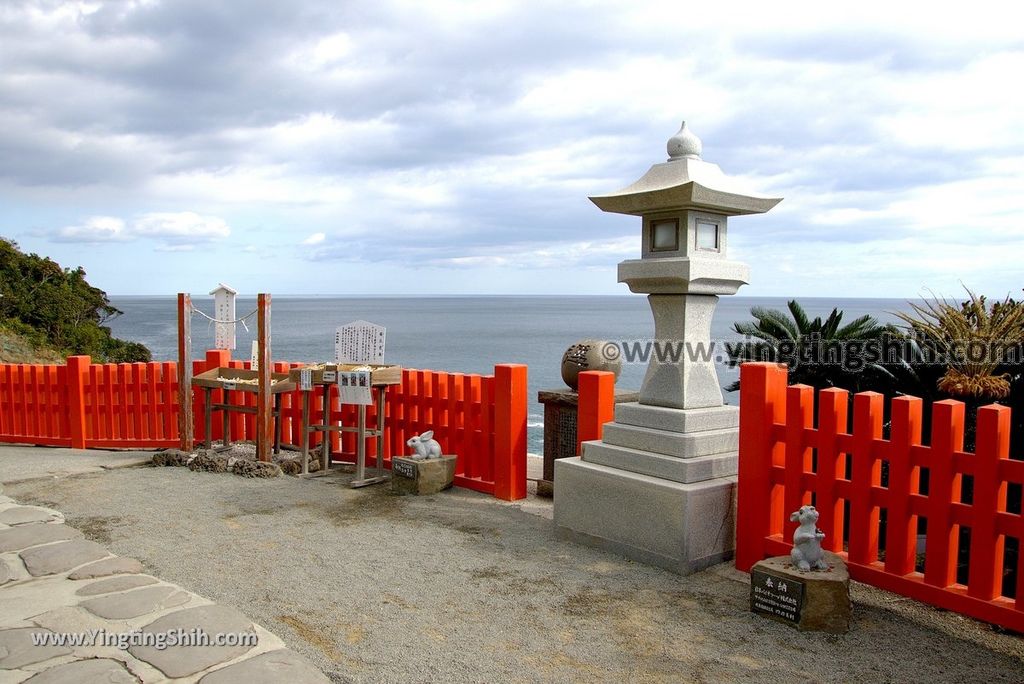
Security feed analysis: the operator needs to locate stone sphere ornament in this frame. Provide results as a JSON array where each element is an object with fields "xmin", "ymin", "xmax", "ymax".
[{"xmin": 560, "ymin": 339, "xmax": 622, "ymax": 391}]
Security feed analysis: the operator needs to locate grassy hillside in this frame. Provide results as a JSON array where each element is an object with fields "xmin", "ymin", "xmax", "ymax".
[{"xmin": 0, "ymin": 324, "xmax": 66, "ymax": 363}]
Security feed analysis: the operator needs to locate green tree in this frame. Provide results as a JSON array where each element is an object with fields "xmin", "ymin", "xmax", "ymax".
[
  {"xmin": 725, "ymin": 300, "xmax": 895, "ymax": 393},
  {"xmin": 0, "ymin": 238, "xmax": 150, "ymax": 362}
]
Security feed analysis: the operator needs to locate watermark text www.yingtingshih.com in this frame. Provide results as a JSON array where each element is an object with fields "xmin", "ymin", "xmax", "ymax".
[
  {"xmin": 598, "ymin": 334, "xmax": 1024, "ymax": 373},
  {"xmin": 30, "ymin": 627, "xmax": 258, "ymax": 651}
]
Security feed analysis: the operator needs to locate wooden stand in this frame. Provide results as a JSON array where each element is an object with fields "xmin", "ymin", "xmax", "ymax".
[{"xmin": 292, "ymin": 365, "xmax": 402, "ymax": 488}]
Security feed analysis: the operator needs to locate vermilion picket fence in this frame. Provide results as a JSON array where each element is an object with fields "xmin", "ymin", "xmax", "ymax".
[
  {"xmin": 736, "ymin": 361, "xmax": 1024, "ymax": 632},
  {"xmin": 0, "ymin": 353, "xmax": 527, "ymax": 500}
]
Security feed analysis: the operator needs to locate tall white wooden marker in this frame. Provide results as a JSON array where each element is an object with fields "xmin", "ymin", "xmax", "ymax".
[{"xmin": 209, "ymin": 283, "xmax": 238, "ymax": 351}]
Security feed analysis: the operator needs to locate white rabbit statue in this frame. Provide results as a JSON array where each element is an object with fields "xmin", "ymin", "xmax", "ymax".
[
  {"xmin": 406, "ymin": 431, "xmax": 442, "ymax": 460},
  {"xmin": 790, "ymin": 505, "xmax": 829, "ymax": 571}
]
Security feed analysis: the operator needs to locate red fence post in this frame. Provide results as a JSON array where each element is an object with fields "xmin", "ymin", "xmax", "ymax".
[
  {"xmin": 924, "ymin": 399, "xmax": 965, "ymax": 588},
  {"xmin": 577, "ymin": 370, "xmax": 615, "ymax": 455},
  {"xmin": 783, "ymin": 384, "xmax": 814, "ymax": 525},
  {"xmin": 848, "ymin": 391, "xmax": 884, "ymax": 565},
  {"xmin": 493, "ymin": 363, "xmax": 527, "ymax": 501},
  {"xmin": 968, "ymin": 403, "xmax": 1011, "ymax": 600},
  {"xmin": 736, "ymin": 362, "xmax": 788, "ymax": 571},
  {"xmin": 204, "ymin": 349, "xmax": 230, "ymax": 442},
  {"xmin": 886, "ymin": 396, "xmax": 923, "ymax": 576},
  {"xmin": 66, "ymin": 355, "xmax": 90, "ymax": 449},
  {"xmin": 816, "ymin": 388, "xmax": 849, "ymax": 553}
]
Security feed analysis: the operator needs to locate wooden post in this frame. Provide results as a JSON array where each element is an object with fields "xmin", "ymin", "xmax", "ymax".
[
  {"xmin": 925, "ymin": 399, "xmax": 965, "ymax": 588},
  {"xmin": 66, "ymin": 355, "xmax": 91, "ymax": 449},
  {"xmin": 577, "ymin": 370, "xmax": 615, "ymax": 455},
  {"xmin": 886, "ymin": 396, "xmax": 923, "ymax": 577},
  {"xmin": 176, "ymin": 293, "xmax": 193, "ymax": 453},
  {"xmin": 494, "ymin": 363, "xmax": 527, "ymax": 501},
  {"xmin": 255, "ymin": 293, "xmax": 272, "ymax": 462},
  {"xmin": 848, "ymin": 391, "xmax": 884, "ymax": 566}
]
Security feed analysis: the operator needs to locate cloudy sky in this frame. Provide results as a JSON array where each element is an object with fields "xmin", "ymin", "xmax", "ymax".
[{"xmin": 1, "ymin": 0, "xmax": 1021, "ymax": 298}]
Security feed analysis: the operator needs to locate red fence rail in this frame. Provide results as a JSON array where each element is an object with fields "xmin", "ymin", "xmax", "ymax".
[
  {"xmin": 736, "ymin": 361, "xmax": 1024, "ymax": 632},
  {"xmin": 0, "ymin": 353, "xmax": 527, "ymax": 500}
]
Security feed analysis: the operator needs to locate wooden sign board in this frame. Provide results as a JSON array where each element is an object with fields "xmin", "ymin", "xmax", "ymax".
[{"xmin": 335, "ymin": 320, "xmax": 386, "ymax": 365}]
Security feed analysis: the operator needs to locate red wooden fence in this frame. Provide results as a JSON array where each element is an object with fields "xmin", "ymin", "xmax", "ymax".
[
  {"xmin": 0, "ymin": 353, "xmax": 527, "ymax": 501},
  {"xmin": 736, "ymin": 361, "xmax": 1024, "ymax": 632}
]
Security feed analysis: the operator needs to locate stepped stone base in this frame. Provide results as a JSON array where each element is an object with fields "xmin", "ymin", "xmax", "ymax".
[{"xmin": 553, "ymin": 401, "xmax": 738, "ymax": 575}]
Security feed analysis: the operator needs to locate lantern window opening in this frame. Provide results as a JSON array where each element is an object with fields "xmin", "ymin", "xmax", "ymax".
[
  {"xmin": 696, "ymin": 220, "xmax": 720, "ymax": 252},
  {"xmin": 650, "ymin": 219, "xmax": 680, "ymax": 252}
]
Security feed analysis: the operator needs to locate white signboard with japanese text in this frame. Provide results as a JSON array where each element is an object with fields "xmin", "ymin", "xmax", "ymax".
[{"xmin": 335, "ymin": 320, "xmax": 386, "ymax": 365}]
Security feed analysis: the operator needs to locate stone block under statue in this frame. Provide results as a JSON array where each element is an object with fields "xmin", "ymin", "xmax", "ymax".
[{"xmin": 391, "ymin": 456, "xmax": 456, "ymax": 496}]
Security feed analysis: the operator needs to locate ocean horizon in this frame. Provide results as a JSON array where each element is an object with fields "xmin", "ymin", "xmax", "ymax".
[{"xmin": 106, "ymin": 295, "xmax": 918, "ymax": 453}]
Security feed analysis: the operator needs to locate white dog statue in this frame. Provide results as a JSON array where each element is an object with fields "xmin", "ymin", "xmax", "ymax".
[
  {"xmin": 790, "ymin": 505, "xmax": 829, "ymax": 571},
  {"xmin": 406, "ymin": 431, "xmax": 442, "ymax": 460}
]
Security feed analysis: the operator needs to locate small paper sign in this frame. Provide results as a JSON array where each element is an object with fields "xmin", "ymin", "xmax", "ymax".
[
  {"xmin": 335, "ymin": 320, "xmax": 386, "ymax": 365},
  {"xmin": 222, "ymin": 381, "xmax": 236, "ymax": 391},
  {"xmin": 250, "ymin": 340, "xmax": 259, "ymax": 371},
  {"xmin": 338, "ymin": 370, "xmax": 372, "ymax": 405},
  {"xmin": 299, "ymin": 369, "xmax": 312, "ymax": 391},
  {"xmin": 322, "ymin": 370, "xmax": 337, "ymax": 383}
]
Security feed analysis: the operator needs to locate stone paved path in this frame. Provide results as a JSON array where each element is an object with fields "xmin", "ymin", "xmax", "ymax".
[{"xmin": 0, "ymin": 482, "xmax": 329, "ymax": 683}]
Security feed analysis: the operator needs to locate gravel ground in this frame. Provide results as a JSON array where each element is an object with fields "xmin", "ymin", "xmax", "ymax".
[{"xmin": 5, "ymin": 452, "xmax": 1024, "ymax": 684}]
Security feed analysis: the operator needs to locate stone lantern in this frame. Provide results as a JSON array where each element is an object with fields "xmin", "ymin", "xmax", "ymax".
[{"xmin": 554, "ymin": 122, "xmax": 781, "ymax": 575}]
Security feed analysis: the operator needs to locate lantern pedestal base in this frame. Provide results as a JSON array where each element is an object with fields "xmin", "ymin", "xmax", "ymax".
[
  {"xmin": 554, "ymin": 401, "xmax": 738, "ymax": 576},
  {"xmin": 554, "ymin": 457, "xmax": 735, "ymax": 575}
]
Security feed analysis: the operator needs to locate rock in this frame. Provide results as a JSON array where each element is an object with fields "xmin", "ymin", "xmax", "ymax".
[
  {"xmin": 189, "ymin": 453, "xmax": 229, "ymax": 473},
  {"xmin": 232, "ymin": 460, "xmax": 281, "ymax": 478},
  {"xmin": 129, "ymin": 605, "xmax": 257, "ymax": 678},
  {"xmin": 152, "ymin": 449, "xmax": 189, "ymax": 467},
  {"xmin": 199, "ymin": 649, "xmax": 330, "ymax": 684},
  {"xmin": 80, "ymin": 584, "xmax": 191, "ymax": 620},
  {"xmin": 0, "ymin": 627, "xmax": 72, "ymax": 669},
  {"xmin": 0, "ymin": 506, "xmax": 62, "ymax": 526},
  {"xmin": 750, "ymin": 552, "xmax": 851, "ymax": 634},
  {"xmin": 20, "ymin": 539, "xmax": 109, "ymax": 577},
  {"xmin": 21, "ymin": 657, "xmax": 139, "ymax": 683},
  {"xmin": 69, "ymin": 556, "xmax": 144, "ymax": 580},
  {"xmin": 277, "ymin": 459, "xmax": 303, "ymax": 476},
  {"xmin": 0, "ymin": 560, "xmax": 12, "ymax": 585},
  {"xmin": 0, "ymin": 523, "xmax": 82, "ymax": 553},
  {"xmin": 391, "ymin": 456, "xmax": 456, "ymax": 496},
  {"xmin": 75, "ymin": 574, "xmax": 158, "ymax": 596}
]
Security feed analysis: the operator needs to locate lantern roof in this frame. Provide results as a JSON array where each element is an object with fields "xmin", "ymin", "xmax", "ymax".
[{"xmin": 589, "ymin": 121, "xmax": 782, "ymax": 217}]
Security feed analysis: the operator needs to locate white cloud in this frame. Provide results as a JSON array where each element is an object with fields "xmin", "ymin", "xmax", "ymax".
[
  {"xmin": 55, "ymin": 216, "xmax": 128, "ymax": 242},
  {"xmin": 301, "ymin": 232, "xmax": 326, "ymax": 245},
  {"xmin": 132, "ymin": 212, "xmax": 230, "ymax": 242}
]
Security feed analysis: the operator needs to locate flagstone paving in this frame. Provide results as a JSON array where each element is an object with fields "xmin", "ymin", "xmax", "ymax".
[{"xmin": 0, "ymin": 497, "xmax": 329, "ymax": 683}]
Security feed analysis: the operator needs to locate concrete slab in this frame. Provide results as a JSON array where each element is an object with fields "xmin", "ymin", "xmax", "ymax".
[
  {"xmin": 554, "ymin": 457, "xmax": 734, "ymax": 575},
  {"xmin": 601, "ymin": 422, "xmax": 738, "ymax": 458},
  {"xmin": 20, "ymin": 540, "xmax": 109, "ymax": 577},
  {"xmin": 68, "ymin": 557, "xmax": 143, "ymax": 580},
  {"xmin": 0, "ymin": 627, "xmax": 72, "ymax": 669},
  {"xmin": 0, "ymin": 506, "xmax": 62, "ymax": 526},
  {"xmin": 0, "ymin": 446, "xmax": 153, "ymax": 485},
  {"xmin": 18, "ymin": 657, "xmax": 138, "ymax": 683},
  {"xmin": 199, "ymin": 649, "xmax": 330, "ymax": 684},
  {"xmin": 614, "ymin": 402, "xmax": 739, "ymax": 433},
  {"xmin": 80, "ymin": 584, "xmax": 190, "ymax": 620},
  {"xmin": 74, "ymin": 574, "xmax": 158, "ymax": 596},
  {"xmin": 582, "ymin": 441, "xmax": 737, "ymax": 483},
  {"xmin": 128, "ymin": 605, "xmax": 257, "ymax": 678},
  {"xmin": 0, "ymin": 524, "xmax": 82, "ymax": 553}
]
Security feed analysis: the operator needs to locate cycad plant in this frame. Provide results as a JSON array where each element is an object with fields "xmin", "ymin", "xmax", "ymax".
[
  {"xmin": 725, "ymin": 300, "xmax": 894, "ymax": 392},
  {"xmin": 894, "ymin": 289, "xmax": 1024, "ymax": 400}
]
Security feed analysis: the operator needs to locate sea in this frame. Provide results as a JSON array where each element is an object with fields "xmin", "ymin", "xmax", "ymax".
[{"xmin": 106, "ymin": 296, "xmax": 913, "ymax": 454}]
